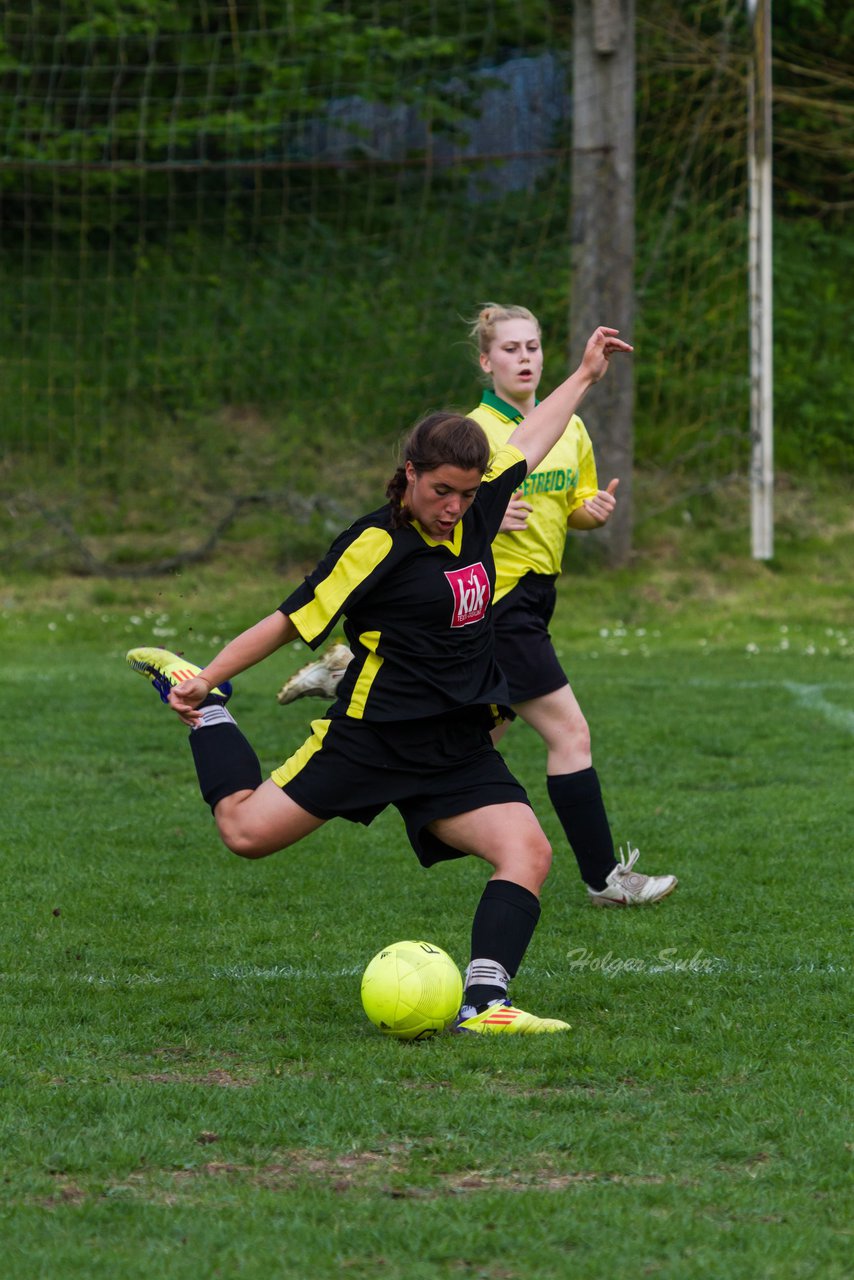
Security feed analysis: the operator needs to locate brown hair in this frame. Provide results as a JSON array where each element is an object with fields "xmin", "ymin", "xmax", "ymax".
[
  {"xmin": 386, "ymin": 411, "xmax": 490, "ymax": 529},
  {"xmin": 468, "ymin": 302, "xmax": 541, "ymax": 357}
]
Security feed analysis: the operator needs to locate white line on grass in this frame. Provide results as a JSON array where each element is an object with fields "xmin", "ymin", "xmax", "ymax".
[
  {"xmin": 221, "ymin": 959, "xmax": 849, "ymax": 979},
  {"xmin": 596, "ymin": 675, "xmax": 854, "ymax": 734},
  {"xmin": 782, "ymin": 682, "xmax": 854, "ymax": 734},
  {"xmin": 4, "ymin": 959, "xmax": 843, "ymax": 987},
  {"xmin": 210, "ymin": 964, "xmax": 363, "ymax": 980}
]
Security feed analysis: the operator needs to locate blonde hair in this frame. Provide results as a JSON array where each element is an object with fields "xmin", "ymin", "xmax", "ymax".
[{"xmin": 468, "ymin": 302, "xmax": 541, "ymax": 356}]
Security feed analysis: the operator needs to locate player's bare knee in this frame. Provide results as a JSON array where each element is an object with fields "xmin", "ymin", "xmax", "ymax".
[
  {"xmin": 215, "ymin": 815, "xmax": 271, "ymax": 860},
  {"xmin": 522, "ymin": 832, "xmax": 552, "ymax": 887},
  {"xmin": 534, "ymin": 836, "xmax": 553, "ymax": 883},
  {"xmin": 221, "ymin": 831, "xmax": 268, "ymax": 859},
  {"xmin": 563, "ymin": 712, "xmax": 591, "ymax": 758}
]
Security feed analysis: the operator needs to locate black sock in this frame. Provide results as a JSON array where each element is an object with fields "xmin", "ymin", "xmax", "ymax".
[
  {"xmin": 547, "ymin": 767, "xmax": 617, "ymax": 891},
  {"xmin": 465, "ymin": 879, "xmax": 541, "ymax": 1006},
  {"xmin": 189, "ymin": 723, "xmax": 263, "ymax": 811}
]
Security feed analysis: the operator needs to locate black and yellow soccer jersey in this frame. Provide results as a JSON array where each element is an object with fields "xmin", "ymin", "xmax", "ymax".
[
  {"xmin": 467, "ymin": 390, "xmax": 599, "ymax": 604},
  {"xmin": 279, "ymin": 444, "xmax": 527, "ymax": 722}
]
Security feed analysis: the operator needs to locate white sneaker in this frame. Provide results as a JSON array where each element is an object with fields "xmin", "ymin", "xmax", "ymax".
[
  {"xmin": 587, "ymin": 845, "xmax": 678, "ymax": 907},
  {"xmin": 276, "ymin": 643, "xmax": 353, "ymax": 705}
]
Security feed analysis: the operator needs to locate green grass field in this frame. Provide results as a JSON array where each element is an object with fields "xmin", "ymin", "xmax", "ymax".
[{"xmin": 1, "ymin": 550, "xmax": 851, "ymax": 1278}]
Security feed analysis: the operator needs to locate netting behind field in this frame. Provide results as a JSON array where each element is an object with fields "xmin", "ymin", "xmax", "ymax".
[
  {"xmin": 1, "ymin": 1, "xmax": 574, "ymax": 468},
  {"xmin": 0, "ymin": 1, "xmax": 850, "ymax": 564}
]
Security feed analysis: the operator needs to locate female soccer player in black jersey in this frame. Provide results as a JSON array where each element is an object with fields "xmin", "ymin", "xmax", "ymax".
[
  {"xmin": 282, "ymin": 305, "xmax": 678, "ymax": 908},
  {"xmin": 127, "ymin": 326, "xmax": 631, "ymax": 1034}
]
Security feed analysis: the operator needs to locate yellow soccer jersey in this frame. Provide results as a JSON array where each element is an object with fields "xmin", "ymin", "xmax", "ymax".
[{"xmin": 467, "ymin": 390, "xmax": 599, "ymax": 603}]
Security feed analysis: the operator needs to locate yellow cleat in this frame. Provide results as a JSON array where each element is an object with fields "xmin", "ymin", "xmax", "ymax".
[
  {"xmin": 454, "ymin": 1000, "xmax": 570, "ymax": 1035},
  {"xmin": 126, "ymin": 646, "xmax": 232, "ymax": 705}
]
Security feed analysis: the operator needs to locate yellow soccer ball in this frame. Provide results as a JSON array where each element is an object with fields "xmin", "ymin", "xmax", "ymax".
[{"xmin": 361, "ymin": 940, "xmax": 463, "ymax": 1040}]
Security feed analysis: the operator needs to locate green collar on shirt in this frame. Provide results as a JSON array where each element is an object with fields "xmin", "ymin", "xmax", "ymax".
[{"xmin": 480, "ymin": 387, "xmax": 540, "ymax": 425}]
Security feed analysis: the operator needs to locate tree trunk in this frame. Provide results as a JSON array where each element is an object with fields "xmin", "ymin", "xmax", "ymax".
[{"xmin": 571, "ymin": 0, "xmax": 636, "ymax": 566}]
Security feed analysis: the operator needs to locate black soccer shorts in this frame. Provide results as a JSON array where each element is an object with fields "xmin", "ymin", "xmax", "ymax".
[
  {"xmin": 270, "ymin": 707, "xmax": 530, "ymax": 868},
  {"xmin": 492, "ymin": 572, "xmax": 570, "ymax": 705}
]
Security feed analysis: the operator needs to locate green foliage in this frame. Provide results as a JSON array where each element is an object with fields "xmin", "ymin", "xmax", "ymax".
[
  {"xmin": 0, "ymin": 0, "xmax": 555, "ymax": 237},
  {"xmin": 0, "ymin": 0, "xmax": 850, "ymax": 515},
  {"xmin": 4, "ymin": 189, "xmax": 849, "ymax": 495},
  {"xmin": 0, "ymin": 185, "xmax": 576, "ymax": 468},
  {"xmin": 638, "ymin": 0, "xmax": 852, "ymax": 221},
  {"xmin": 772, "ymin": 1, "xmax": 854, "ymax": 217},
  {"xmin": 773, "ymin": 219, "xmax": 854, "ymax": 471}
]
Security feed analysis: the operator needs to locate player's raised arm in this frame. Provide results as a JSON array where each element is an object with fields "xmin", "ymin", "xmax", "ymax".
[{"xmin": 507, "ymin": 327, "xmax": 632, "ymax": 476}]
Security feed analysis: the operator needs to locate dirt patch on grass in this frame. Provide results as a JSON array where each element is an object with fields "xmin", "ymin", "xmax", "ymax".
[
  {"xmin": 34, "ymin": 1148, "xmax": 678, "ymax": 1209},
  {"xmin": 139, "ymin": 1068, "xmax": 257, "ymax": 1087}
]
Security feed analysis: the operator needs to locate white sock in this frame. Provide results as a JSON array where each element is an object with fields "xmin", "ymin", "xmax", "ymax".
[
  {"xmin": 192, "ymin": 703, "xmax": 237, "ymax": 731},
  {"xmin": 464, "ymin": 958, "xmax": 510, "ymax": 992}
]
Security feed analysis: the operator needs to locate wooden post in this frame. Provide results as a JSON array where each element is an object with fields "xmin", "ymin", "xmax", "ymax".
[{"xmin": 571, "ymin": 0, "xmax": 636, "ymax": 566}]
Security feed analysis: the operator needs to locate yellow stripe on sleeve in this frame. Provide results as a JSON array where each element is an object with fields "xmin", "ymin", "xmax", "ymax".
[{"xmin": 288, "ymin": 527, "xmax": 394, "ymax": 643}]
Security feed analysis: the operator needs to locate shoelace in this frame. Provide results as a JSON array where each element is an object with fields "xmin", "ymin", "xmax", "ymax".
[{"xmin": 614, "ymin": 845, "xmax": 640, "ymax": 877}]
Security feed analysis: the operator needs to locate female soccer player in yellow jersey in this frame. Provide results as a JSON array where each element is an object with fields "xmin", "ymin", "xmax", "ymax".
[
  {"xmin": 279, "ymin": 304, "xmax": 677, "ymax": 907},
  {"xmin": 467, "ymin": 303, "xmax": 677, "ymax": 906},
  {"xmin": 128, "ymin": 326, "xmax": 632, "ymax": 1035}
]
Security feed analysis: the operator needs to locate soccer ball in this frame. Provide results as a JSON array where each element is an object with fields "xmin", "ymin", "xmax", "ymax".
[{"xmin": 361, "ymin": 940, "xmax": 463, "ymax": 1041}]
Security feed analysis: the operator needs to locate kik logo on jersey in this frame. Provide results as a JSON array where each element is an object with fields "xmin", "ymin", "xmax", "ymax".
[{"xmin": 445, "ymin": 562, "xmax": 490, "ymax": 628}]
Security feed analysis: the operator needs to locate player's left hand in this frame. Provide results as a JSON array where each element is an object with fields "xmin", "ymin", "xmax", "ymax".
[{"xmin": 582, "ymin": 477, "xmax": 619, "ymax": 525}]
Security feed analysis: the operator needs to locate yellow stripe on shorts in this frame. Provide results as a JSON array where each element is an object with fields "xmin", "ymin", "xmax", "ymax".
[{"xmin": 270, "ymin": 718, "xmax": 332, "ymax": 788}]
